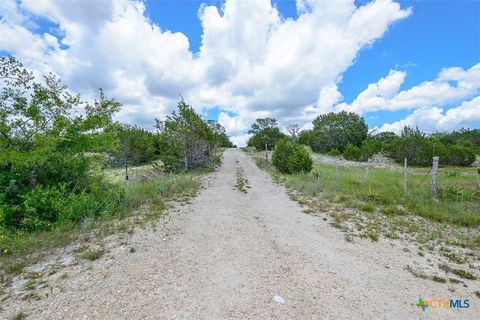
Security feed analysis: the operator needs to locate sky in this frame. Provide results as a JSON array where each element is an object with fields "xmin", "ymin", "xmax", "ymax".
[{"xmin": 0, "ymin": 0, "xmax": 479, "ymax": 146}]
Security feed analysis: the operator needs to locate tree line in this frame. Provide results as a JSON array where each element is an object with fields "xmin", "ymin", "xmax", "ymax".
[{"xmin": 247, "ymin": 111, "xmax": 479, "ymax": 168}]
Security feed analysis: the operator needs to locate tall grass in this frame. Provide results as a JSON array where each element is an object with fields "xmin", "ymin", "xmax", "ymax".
[
  {"xmin": 0, "ymin": 172, "xmax": 200, "ymax": 276},
  {"xmin": 257, "ymin": 157, "xmax": 480, "ymax": 227}
]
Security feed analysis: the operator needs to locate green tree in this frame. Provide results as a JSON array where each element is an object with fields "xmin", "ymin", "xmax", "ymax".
[
  {"xmin": 298, "ymin": 130, "xmax": 313, "ymax": 146},
  {"xmin": 155, "ymin": 100, "xmax": 216, "ymax": 171},
  {"xmin": 207, "ymin": 120, "xmax": 233, "ymax": 148},
  {"xmin": 246, "ymin": 118, "xmax": 287, "ymax": 150},
  {"xmin": 248, "ymin": 117, "xmax": 278, "ymax": 134},
  {"xmin": 247, "ymin": 127, "xmax": 287, "ymax": 151},
  {"xmin": 311, "ymin": 111, "xmax": 368, "ymax": 153}
]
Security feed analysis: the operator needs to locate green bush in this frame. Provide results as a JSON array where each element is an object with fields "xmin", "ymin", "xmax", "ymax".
[
  {"xmin": 444, "ymin": 145, "xmax": 476, "ymax": 166},
  {"xmin": 383, "ymin": 127, "xmax": 476, "ymax": 167},
  {"xmin": 288, "ymin": 146, "xmax": 313, "ymax": 173},
  {"xmin": 359, "ymin": 139, "xmax": 382, "ymax": 160},
  {"xmin": 298, "ymin": 130, "xmax": 313, "ymax": 146},
  {"xmin": 0, "ymin": 57, "xmax": 124, "ymax": 233},
  {"xmin": 273, "ymin": 139, "xmax": 313, "ymax": 174},
  {"xmin": 343, "ymin": 143, "xmax": 361, "ymax": 161},
  {"xmin": 327, "ymin": 148, "xmax": 341, "ymax": 156},
  {"xmin": 272, "ymin": 139, "xmax": 292, "ymax": 173},
  {"xmin": 113, "ymin": 124, "xmax": 157, "ymax": 165}
]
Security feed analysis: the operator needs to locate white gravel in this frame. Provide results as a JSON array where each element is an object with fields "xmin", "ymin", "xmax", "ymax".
[{"xmin": 2, "ymin": 148, "xmax": 478, "ymax": 319}]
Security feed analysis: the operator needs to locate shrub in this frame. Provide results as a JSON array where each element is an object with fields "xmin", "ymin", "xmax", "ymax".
[
  {"xmin": 0, "ymin": 57, "xmax": 124, "ymax": 233},
  {"xmin": 444, "ymin": 145, "xmax": 476, "ymax": 166},
  {"xmin": 272, "ymin": 139, "xmax": 292, "ymax": 173},
  {"xmin": 384, "ymin": 127, "xmax": 476, "ymax": 167},
  {"xmin": 288, "ymin": 145, "xmax": 313, "ymax": 173},
  {"xmin": 113, "ymin": 124, "xmax": 157, "ymax": 165},
  {"xmin": 343, "ymin": 143, "xmax": 361, "ymax": 161},
  {"xmin": 359, "ymin": 138, "xmax": 382, "ymax": 160},
  {"xmin": 273, "ymin": 139, "xmax": 313, "ymax": 174},
  {"xmin": 385, "ymin": 128, "xmax": 434, "ymax": 166},
  {"xmin": 327, "ymin": 148, "xmax": 341, "ymax": 156}
]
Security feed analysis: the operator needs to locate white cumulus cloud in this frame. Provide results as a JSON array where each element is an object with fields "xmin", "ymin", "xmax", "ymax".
[
  {"xmin": 378, "ymin": 96, "xmax": 480, "ymax": 134},
  {"xmin": 1, "ymin": 0, "xmax": 412, "ymax": 135},
  {"xmin": 338, "ymin": 63, "xmax": 480, "ymax": 115}
]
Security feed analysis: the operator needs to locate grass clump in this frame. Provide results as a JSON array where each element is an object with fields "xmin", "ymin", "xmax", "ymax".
[
  {"xmin": 439, "ymin": 263, "xmax": 477, "ymax": 280},
  {"xmin": 79, "ymin": 248, "xmax": 105, "ymax": 261},
  {"xmin": 358, "ymin": 203, "xmax": 375, "ymax": 213},
  {"xmin": 443, "ymin": 251, "xmax": 465, "ymax": 264},
  {"xmin": 432, "ymin": 275, "xmax": 447, "ymax": 283},
  {"xmin": 365, "ymin": 230, "xmax": 379, "ymax": 242},
  {"xmin": 10, "ymin": 312, "xmax": 27, "ymax": 320}
]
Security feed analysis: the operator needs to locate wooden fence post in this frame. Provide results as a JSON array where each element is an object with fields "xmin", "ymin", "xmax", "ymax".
[
  {"xmin": 403, "ymin": 157, "xmax": 408, "ymax": 195},
  {"xmin": 431, "ymin": 156, "xmax": 439, "ymax": 199},
  {"xmin": 265, "ymin": 143, "xmax": 268, "ymax": 162}
]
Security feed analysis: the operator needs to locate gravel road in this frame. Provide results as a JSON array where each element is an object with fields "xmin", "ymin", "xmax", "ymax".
[{"xmin": 3, "ymin": 148, "xmax": 478, "ymax": 319}]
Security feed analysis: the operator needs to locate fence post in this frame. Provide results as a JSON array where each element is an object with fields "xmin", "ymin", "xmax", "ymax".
[
  {"xmin": 265, "ymin": 143, "xmax": 268, "ymax": 162},
  {"xmin": 403, "ymin": 157, "xmax": 408, "ymax": 195},
  {"xmin": 365, "ymin": 159, "xmax": 369, "ymax": 182},
  {"xmin": 125, "ymin": 160, "xmax": 129, "ymax": 181},
  {"xmin": 316, "ymin": 171, "xmax": 320, "ymax": 180},
  {"xmin": 431, "ymin": 156, "xmax": 439, "ymax": 199}
]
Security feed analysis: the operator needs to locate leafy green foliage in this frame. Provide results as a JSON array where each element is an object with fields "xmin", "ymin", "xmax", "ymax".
[
  {"xmin": 155, "ymin": 100, "xmax": 223, "ymax": 171},
  {"xmin": 343, "ymin": 143, "xmax": 361, "ymax": 161},
  {"xmin": 298, "ymin": 129, "xmax": 313, "ymax": 146},
  {"xmin": 248, "ymin": 117, "xmax": 278, "ymax": 134},
  {"xmin": 247, "ymin": 127, "xmax": 287, "ymax": 151},
  {"xmin": 383, "ymin": 126, "xmax": 476, "ymax": 166},
  {"xmin": 327, "ymin": 148, "xmax": 341, "ymax": 157},
  {"xmin": 432, "ymin": 128, "xmax": 480, "ymax": 154},
  {"xmin": 0, "ymin": 56, "xmax": 122, "ymax": 232},
  {"xmin": 311, "ymin": 111, "xmax": 368, "ymax": 153},
  {"xmin": 207, "ymin": 120, "xmax": 234, "ymax": 148},
  {"xmin": 113, "ymin": 124, "xmax": 157, "ymax": 165},
  {"xmin": 247, "ymin": 118, "xmax": 287, "ymax": 151},
  {"xmin": 272, "ymin": 139, "xmax": 313, "ymax": 174}
]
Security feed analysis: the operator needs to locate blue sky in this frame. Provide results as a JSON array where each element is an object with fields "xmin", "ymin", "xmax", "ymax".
[
  {"xmin": 144, "ymin": 0, "xmax": 480, "ymax": 127},
  {"xmin": 0, "ymin": 0, "xmax": 479, "ymax": 145}
]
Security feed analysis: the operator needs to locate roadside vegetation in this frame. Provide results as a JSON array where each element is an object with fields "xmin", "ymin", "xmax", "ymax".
[
  {"xmin": 0, "ymin": 56, "xmax": 231, "ymax": 278},
  {"xmin": 244, "ymin": 112, "xmax": 480, "ymax": 282},
  {"xmin": 298, "ymin": 111, "xmax": 478, "ymax": 166}
]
